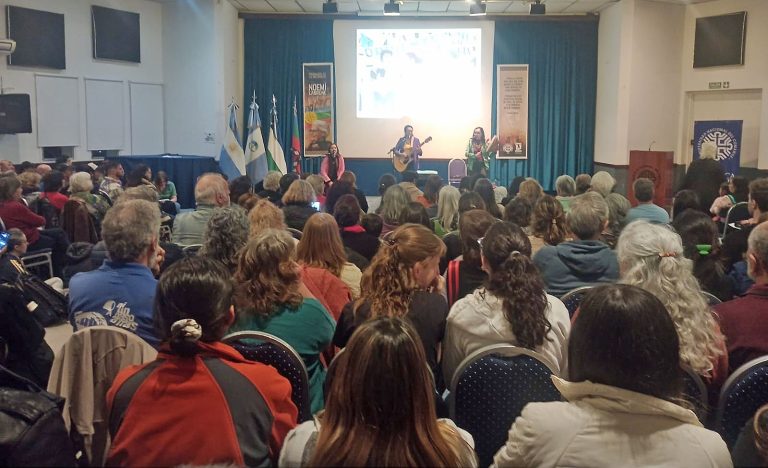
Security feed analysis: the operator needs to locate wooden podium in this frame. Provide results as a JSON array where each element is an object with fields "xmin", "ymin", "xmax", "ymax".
[{"xmin": 628, "ymin": 151, "xmax": 674, "ymax": 208}]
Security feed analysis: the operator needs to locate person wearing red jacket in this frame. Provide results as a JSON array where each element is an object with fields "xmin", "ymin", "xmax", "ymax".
[{"xmin": 106, "ymin": 257, "xmax": 298, "ymax": 467}]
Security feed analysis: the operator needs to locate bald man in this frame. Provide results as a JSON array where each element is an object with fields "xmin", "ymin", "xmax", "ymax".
[
  {"xmin": 172, "ymin": 173, "xmax": 230, "ymax": 246},
  {"xmin": 0, "ymin": 160, "xmax": 14, "ymax": 173},
  {"xmin": 36, "ymin": 164, "xmax": 52, "ymax": 176}
]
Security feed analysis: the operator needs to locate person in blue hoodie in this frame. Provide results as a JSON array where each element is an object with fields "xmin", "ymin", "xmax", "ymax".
[{"xmin": 533, "ymin": 192, "xmax": 619, "ymax": 297}]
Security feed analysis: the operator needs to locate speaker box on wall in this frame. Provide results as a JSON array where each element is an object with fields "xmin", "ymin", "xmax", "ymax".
[{"xmin": 0, "ymin": 94, "xmax": 32, "ymax": 134}]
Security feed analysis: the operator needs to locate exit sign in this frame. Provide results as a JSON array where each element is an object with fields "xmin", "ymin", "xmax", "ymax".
[{"xmin": 708, "ymin": 81, "xmax": 731, "ymax": 89}]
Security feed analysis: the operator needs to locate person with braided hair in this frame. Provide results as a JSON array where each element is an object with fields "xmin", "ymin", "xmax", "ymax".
[{"xmin": 442, "ymin": 221, "xmax": 570, "ymax": 383}]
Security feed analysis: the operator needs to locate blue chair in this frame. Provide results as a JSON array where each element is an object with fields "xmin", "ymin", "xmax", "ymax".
[
  {"xmin": 223, "ymin": 331, "xmax": 312, "ymax": 423},
  {"xmin": 560, "ymin": 285, "xmax": 593, "ymax": 318},
  {"xmin": 714, "ymin": 355, "xmax": 768, "ymax": 448},
  {"xmin": 681, "ymin": 366, "xmax": 708, "ymax": 422},
  {"xmin": 449, "ymin": 344, "xmax": 561, "ymax": 467}
]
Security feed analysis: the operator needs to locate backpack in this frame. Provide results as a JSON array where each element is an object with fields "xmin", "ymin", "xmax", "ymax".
[
  {"xmin": 15, "ymin": 274, "xmax": 68, "ymax": 327},
  {"xmin": 30, "ymin": 196, "xmax": 60, "ymax": 229},
  {"xmin": 0, "ymin": 365, "xmax": 76, "ymax": 466}
]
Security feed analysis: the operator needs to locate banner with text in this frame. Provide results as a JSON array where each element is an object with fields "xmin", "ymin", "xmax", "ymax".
[
  {"xmin": 693, "ymin": 120, "xmax": 742, "ymax": 177},
  {"xmin": 496, "ymin": 64, "xmax": 529, "ymax": 159},
  {"xmin": 303, "ymin": 63, "xmax": 334, "ymax": 157}
]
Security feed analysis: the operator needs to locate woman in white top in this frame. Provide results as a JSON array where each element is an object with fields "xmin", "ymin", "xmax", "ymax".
[
  {"xmin": 442, "ymin": 221, "xmax": 570, "ymax": 383},
  {"xmin": 493, "ymin": 284, "xmax": 731, "ymax": 468},
  {"xmin": 279, "ymin": 317, "xmax": 477, "ymax": 467}
]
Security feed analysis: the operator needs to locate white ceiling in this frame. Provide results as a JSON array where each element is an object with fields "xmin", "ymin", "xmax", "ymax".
[{"xmin": 228, "ymin": 0, "xmax": 716, "ymax": 16}]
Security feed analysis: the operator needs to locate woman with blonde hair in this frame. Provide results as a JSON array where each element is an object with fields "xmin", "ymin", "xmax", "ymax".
[
  {"xmin": 529, "ymin": 194, "xmax": 568, "ymax": 255},
  {"xmin": 433, "ymin": 185, "xmax": 460, "ymax": 237},
  {"xmin": 517, "ymin": 179, "xmax": 544, "ymax": 208},
  {"xmin": 280, "ymin": 317, "xmax": 476, "ymax": 467},
  {"xmin": 616, "ymin": 220, "xmax": 728, "ymax": 389},
  {"xmin": 297, "ymin": 213, "xmax": 362, "ymax": 297},
  {"xmin": 376, "ymin": 184, "xmax": 410, "ymax": 236},
  {"xmin": 231, "ymin": 228, "xmax": 335, "ymax": 413},
  {"xmin": 249, "ymin": 198, "xmax": 287, "ymax": 236},
  {"xmin": 281, "ymin": 179, "xmax": 318, "ymax": 231},
  {"xmin": 333, "ymin": 224, "xmax": 448, "ymax": 387}
]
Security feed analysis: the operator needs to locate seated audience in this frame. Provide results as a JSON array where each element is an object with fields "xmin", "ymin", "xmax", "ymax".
[
  {"xmin": 443, "ymin": 191, "xmax": 486, "ymax": 262},
  {"xmin": 173, "ymin": 173, "xmax": 229, "ymax": 245},
  {"xmin": 672, "ymin": 209, "xmax": 734, "ymax": 301},
  {"xmin": 672, "ymin": 189, "xmax": 701, "ymax": 220},
  {"xmin": 732, "ymin": 404, "xmax": 768, "ymax": 467},
  {"xmin": 625, "ymin": 177, "xmax": 670, "ymax": 225},
  {"xmin": 68, "ymin": 200, "xmax": 163, "ymax": 347},
  {"xmin": 227, "ymin": 175, "xmax": 251, "ymax": 207},
  {"xmin": 433, "ymin": 185, "xmax": 460, "ymax": 237},
  {"xmin": 493, "ymin": 284, "xmax": 731, "ymax": 467},
  {"xmin": 679, "ymin": 145, "xmax": 726, "ymax": 216},
  {"xmin": 714, "ymin": 221, "xmax": 768, "ymax": 371},
  {"xmin": 443, "ymin": 221, "xmax": 570, "ymax": 383},
  {"xmin": 494, "ymin": 186, "xmax": 508, "ymax": 214},
  {"xmin": 722, "ymin": 177, "xmax": 768, "ymax": 272},
  {"xmin": 339, "ymin": 171, "xmax": 369, "ymax": 213},
  {"xmin": 18, "ymin": 171, "xmax": 41, "ymax": 198},
  {"xmin": 377, "ymin": 173, "xmax": 396, "ymax": 197},
  {"xmin": 399, "ymin": 171, "xmax": 423, "ymax": 202},
  {"xmin": 0, "ymin": 228, "xmax": 28, "ymax": 284},
  {"xmin": 249, "ymin": 198, "xmax": 288, "ymax": 237},
  {"xmin": 125, "ymin": 164, "xmax": 155, "ymax": 190},
  {"xmin": 69, "ymin": 171, "xmax": 109, "ymax": 225},
  {"xmin": 40, "ymin": 171, "xmax": 68, "ymax": 211},
  {"xmin": 231, "ymin": 229, "xmax": 335, "ymax": 413},
  {"xmin": 589, "ymin": 170, "xmax": 615, "ymax": 197},
  {"xmin": 258, "ymin": 171, "xmax": 282, "ymax": 203},
  {"xmin": 324, "ymin": 180, "xmax": 355, "ymax": 215},
  {"xmin": 534, "ymin": 192, "xmax": 619, "ymax": 297},
  {"xmin": 306, "ymin": 174, "xmax": 326, "ymax": 208},
  {"xmin": 36, "ymin": 163, "xmax": 52, "ymax": 177},
  {"xmin": 155, "ymin": 170, "xmax": 179, "ymax": 203},
  {"xmin": 106, "ymin": 257, "xmax": 297, "ymax": 466},
  {"xmin": 297, "ymin": 213, "xmax": 362, "ymax": 297},
  {"xmin": 277, "ymin": 173, "xmax": 300, "ymax": 207},
  {"xmin": 377, "ymin": 184, "xmax": 410, "ymax": 237},
  {"xmin": 280, "ymin": 317, "xmax": 477, "ymax": 467},
  {"xmin": 99, "ymin": 160, "xmax": 124, "ymax": 201},
  {"xmin": 333, "ymin": 224, "xmax": 447, "ymax": 387},
  {"xmin": 503, "ymin": 196, "xmax": 533, "ymax": 232},
  {"xmin": 0, "ymin": 175, "xmax": 69, "ymax": 276},
  {"xmin": 474, "ymin": 178, "xmax": 502, "ymax": 218},
  {"xmin": 617, "ymin": 220, "xmax": 728, "ymax": 390},
  {"xmin": 361, "ymin": 213, "xmax": 383, "ymax": 238},
  {"xmin": 517, "ymin": 178, "xmax": 544, "ymax": 208},
  {"xmin": 602, "ymin": 192, "xmax": 631, "ymax": 248},
  {"xmin": 334, "ymin": 194, "xmax": 379, "ymax": 261},
  {"xmin": 199, "ymin": 206, "xmax": 249, "ymax": 274},
  {"xmin": 445, "ymin": 209, "xmax": 495, "ymax": 307},
  {"xmin": 574, "ymin": 173, "xmax": 591, "ymax": 195},
  {"xmin": 419, "ymin": 174, "xmax": 443, "ymax": 217},
  {"xmin": 529, "ymin": 195, "xmax": 569, "ymax": 255},
  {"xmin": 281, "ymin": 179, "xmax": 318, "ymax": 231},
  {"xmin": 712, "ymin": 176, "xmax": 749, "ymax": 220},
  {"xmin": 405, "ymin": 202, "xmax": 433, "ymax": 231},
  {"xmin": 0, "ymin": 159, "xmax": 13, "ymax": 173},
  {"xmin": 554, "ymin": 174, "xmax": 576, "ymax": 211}
]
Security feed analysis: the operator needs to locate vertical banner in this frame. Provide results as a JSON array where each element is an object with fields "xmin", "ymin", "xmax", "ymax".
[
  {"xmin": 303, "ymin": 63, "xmax": 334, "ymax": 157},
  {"xmin": 693, "ymin": 120, "xmax": 743, "ymax": 177},
  {"xmin": 496, "ymin": 64, "xmax": 529, "ymax": 159}
]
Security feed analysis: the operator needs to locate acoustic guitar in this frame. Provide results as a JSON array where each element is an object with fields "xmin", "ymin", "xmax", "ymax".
[{"xmin": 393, "ymin": 136, "xmax": 432, "ymax": 173}]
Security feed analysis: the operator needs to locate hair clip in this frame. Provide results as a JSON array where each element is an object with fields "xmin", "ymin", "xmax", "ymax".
[
  {"xmin": 658, "ymin": 252, "xmax": 678, "ymax": 258},
  {"xmin": 696, "ymin": 244, "xmax": 712, "ymax": 256},
  {"xmin": 551, "ymin": 219, "xmax": 557, "ymax": 225},
  {"xmin": 383, "ymin": 237, "xmax": 396, "ymax": 246},
  {"xmin": 171, "ymin": 319, "xmax": 202, "ymax": 342}
]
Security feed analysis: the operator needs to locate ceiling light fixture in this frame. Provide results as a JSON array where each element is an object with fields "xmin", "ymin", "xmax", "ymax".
[
  {"xmin": 469, "ymin": 0, "xmax": 486, "ymax": 16},
  {"xmin": 322, "ymin": 0, "xmax": 338, "ymax": 13},
  {"xmin": 384, "ymin": 0, "xmax": 400, "ymax": 15}
]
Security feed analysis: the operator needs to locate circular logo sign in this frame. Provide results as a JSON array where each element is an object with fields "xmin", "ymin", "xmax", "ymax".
[{"xmin": 697, "ymin": 127, "xmax": 739, "ymax": 162}]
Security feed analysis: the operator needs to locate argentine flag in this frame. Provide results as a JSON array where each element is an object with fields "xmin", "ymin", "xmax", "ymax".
[
  {"xmin": 245, "ymin": 93, "xmax": 268, "ymax": 184},
  {"xmin": 266, "ymin": 95, "xmax": 288, "ymax": 175},
  {"xmin": 219, "ymin": 101, "xmax": 246, "ymax": 180}
]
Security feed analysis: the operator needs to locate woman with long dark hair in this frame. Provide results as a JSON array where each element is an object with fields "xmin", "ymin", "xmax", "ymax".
[
  {"xmin": 320, "ymin": 142, "xmax": 345, "ymax": 185},
  {"xmin": 473, "ymin": 178, "xmax": 502, "ymax": 218},
  {"xmin": 443, "ymin": 221, "xmax": 570, "ymax": 382},
  {"xmin": 280, "ymin": 317, "xmax": 477, "ymax": 467}
]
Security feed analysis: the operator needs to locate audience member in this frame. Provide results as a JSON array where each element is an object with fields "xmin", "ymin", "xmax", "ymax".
[
  {"xmin": 199, "ymin": 206, "xmax": 249, "ymax": 274},
  {"xmin": 517, "ymin": 179, "xmax": 543, "ymax": 208},
  {"xmin": 377, "ymin": 173, "xmax": 396, "ymax": 197},
  {"xmin": 324, "ymin": 179, "xmax": 355, "ymax": 215},
  {"xmin": 554, "ymin": 174, "xmax": 576, "ymax": 211},
  {"xmin": 125, "ymin": 164, "xmax": 155, "ymax": 191},
  {"xmin": 155, "ymin": 170, "xmax": 178, "ymax": 203},
  {"xmin": 533, "ymin": 192, "xmax": 619, "ymax": 297},
  {"xmin": 173, "ymin": 173, "xmax": 229, "ymax": 245},
  {"xmin": 474, "ymin": 178, "xmax": 502, "ymax": 218},
  {"xmin": 672, "ymin": 189, "xmax": 701, "ymax": 220},
  {"xmin": 36, "ymin": 164, "xmax": 52, "ymax": 177},
  {"xmin": 574, "ymin": 173, "xmax": 591, "ymax": 195},
  {"xmin": 505, "ymin": 176, "xmax": 526, "ymax": 202},
  {"xmin": 503, "ymin": 196, "xmax": 532, "ymax": 231},
  {"xmin": 228, "ymin": 175, "xmax": 251, "ymax": 207},
  {"xmin": 106, "ymin": 257, "xmax": 297, "ymax": 466},
  {"xmin": 715, "ymin": 222, "xmax": 768, "ymax": 371},
  {"xmin": 590, "ymin": 171, "xmax": 615, "ymax": 197},
  {"xmin": 18, "ymin": 171, "xmax": 40, "ymax": 197},
  {"xmin": 280, "ymin": 317, "xmax": 477, "ymax": 467},
  {"xmin": 0, "ymin": 159, "xmax": 13, "ymax": 173},
  {"xmin": 433, "ymin": 185, "xmax": 460, "ymax": 237},
  {"xmin": 0, "ymin": 228, "xmax": 27, "ymax": 284},
  {"xmin": 279, "ymin": 180, "xmax": 317, "ymax": 231},
  {"xmin": 68, "ymin": 199, "xmax": 163, "ymax": 347},
  {"xmin": 335, "ymin": 194, "xmax": 379, "ymax": 261},
  {"xmin": 232, "ymin": 229, "xmax": 335, "ymax": 413},
  {"xmin": 529, "ymin": 194, "xmax": 568, "ymax": 255},
  {"xmin": 258, "ymin": 171, "xmax": 282, "ymax": 203},
  {"xmin": 399, "ymin": 171, "xmax": 423, "ymax": 202},
  {"xmin": 672, "ymin": 209, "xmax": 734, "ymax": 301},
  {"xmin": 445, "ymin": 209, "xmax": 495, "ymax": 307},
  {"xmin": 732, "ymin": 404, "xmax": 768, "ymax": 467},
  {"xmin": 297, "ymin": 213, "xmax": 362, "ymax": 297},
  {"xmin": 69, "ymin": 171, "xmax": 109, "ymax": 225},
  {"xmin": 339, "ymin": 171, "xmax": 369, "ymax": 213},
  {"xmin": 493, "ymin": 186, "xmax": 507, "ymax": 214},
  {"xmin": 404, "ymin": 202, "xmax": 433, "ymax": 231},
  {"xmin": 443, "ymin": 221, "xmax": 570, "ymax": 382},
  {"xmin": 419, "ymin": 174, "xmax": 443, "ymax": 217},
  {"xmin": 603, "ymin": 192, "xmax": 631, "ymax": 248},
  {"xmin": 361, "ymin": 213, "xmax": 383, "ymax": 238},
  {"xmin": 248, "ymin": 198, "xmax": 287, "ymax": 237},
  {"xmin": 334, "ymin": 224, "xmax": 447, "ymax": 388},
  {"xmin": 99, "ymin": 160, "xmax": 124, "ymax": 201},
  {"xmin": 40, "ymin": 171, "xmax": 68, "ymax": 211},
  {"xmin": 493, "ymin": 284, "xmax": 730, "ymax": 467},
  {"xmin": 443, "ymin": 192, "xmax": 487, "ymax": 263},
  {"xmin": 722, "ymin": 177, "xmax": 768, "ymax": 272},
  {"xmin": 377, "ymin": 184, "xmax": 410, "ymax": 236},
  {"xmin": 617, "ymin": 220, "xmax": 727, "ymax": 390},
  {"xmin": 306, "ymin": 174, "xmax": 326, "ymax": 208},
  {"xmin": 277, "ymin": 173, "xmax": 300, "ymax": 206},
  {"xmin": 679, "ymin": 142, "xmax": 726, "ymax": 215},
  {"xmin": 626, "ymin": 178, "xmax": 670, "ymax": 225}
]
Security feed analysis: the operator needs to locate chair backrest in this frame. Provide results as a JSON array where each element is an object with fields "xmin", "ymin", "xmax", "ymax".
[
  {"xmin": 31, "ymin": 197, "xmax": 61, "ymax": 229},
  {"xmin": 702, "ymin": 291, "xmax": 722, "ymax": 306},
  {"xmin": 723, "ymin": 202, "xmax": 750, "ymax": 237},
  {"xmin": 715, "ymin": 355, "xmax": 768, "ymax": 448},
  {"xmin": 223, "ymin": 331, "xmax": 312, "ymax": 423},
  {"xmin": 286, "ymin": 227, "xmax": 303, "ymax": 240},
  {"xmin": 447, "ymin": 158, "xmax": 467, "ymax": 186},
  {"xmin": 449, "ymin": 344, "xmax": 561, "ymax": 467},
  {"xmin": 559, "ymin": 285, "xmax": 593, "ymax": 318},
  {"xmin": 681, "ymin": 365, "xmax": 708, "ymax": 422}
]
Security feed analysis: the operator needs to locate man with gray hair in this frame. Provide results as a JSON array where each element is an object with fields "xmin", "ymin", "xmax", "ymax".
[
  {"xmin": 533, "ymin": 192, "xmax": 619, "ymax": 297},
  {"xmin": 68, "ymin": 199, "xmax": 163, "ymax": 347},
  {"xmin": 172, "ymin": 173, "xmax": 230, "ymax": 246},
  {"xmin": 714, "ymin": 221, "xmax": 768, "ymax": 371},
  {"xmin": 257, "ymin": 171, "xmax": 282, "ymax": 204}
]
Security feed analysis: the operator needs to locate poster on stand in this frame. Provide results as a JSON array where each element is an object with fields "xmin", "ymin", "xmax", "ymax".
[
  {"xmin": 303, "ymin": 63, "xmax": 334, "ymax": 157},
  {"xmin": 693, "ymin": 120, "xmax": 742, "ymax": 177},
  {"xmin": 496, "ymin": 64, "xmax": 528, "ymax": 159}
]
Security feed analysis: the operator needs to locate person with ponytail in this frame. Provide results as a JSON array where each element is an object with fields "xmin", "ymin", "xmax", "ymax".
[
  {"xmin": 333, "ymin": 224, "xmax": 448, "ymax": 386},
  {"xmin": 445, "ymin": 209, "xmax": 496, "ymax": 307},
  {"xmin": 442, "ymin": 221, "xmax": 570, "ymax": 383},
  {"xmin": 106, "ymin": 257, "xmax": 297, "ymax": 467},
  {"xmin": 529, "ymin": 194, "xmax": 569, "ymax": 255},
  {"xmin": 280, "ymin": 317, "xmax": 477, "ymax": 467}
]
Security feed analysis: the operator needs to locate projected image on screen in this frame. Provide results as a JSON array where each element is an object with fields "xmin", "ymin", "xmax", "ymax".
[{"xmin": 356, "ymin": 29, "xmax": 480, "ymax": 119}]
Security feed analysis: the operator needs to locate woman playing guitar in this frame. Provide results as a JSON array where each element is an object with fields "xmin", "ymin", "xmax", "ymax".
[{"xmin": 393, "ymin": 125, "xmax": 431, "ymax": 173}]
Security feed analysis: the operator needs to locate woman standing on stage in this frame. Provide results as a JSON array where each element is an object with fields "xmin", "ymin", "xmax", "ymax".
[
  {"xmin": 465, "ymin": 127, "xmax": 494, "ymax": 176},
  {"xmin": 320, "ymin": 142, "xmax": 346, "ymax": 185}
]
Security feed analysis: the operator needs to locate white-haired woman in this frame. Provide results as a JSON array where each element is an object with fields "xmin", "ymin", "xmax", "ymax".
[
  {"xmin": 433, "ymin": 185, "xmax": 460, "ymax": 237},
  {"xmin": 616, "ymin": 220, "xmax": 728, "ymax": 393},
  {"xmin": 589, "ymin": 171, "xmax": 615, "ymax": 198},
  {"xmin": 69, "ymin": 171, "xmax": 110, "ymax": 224}
]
